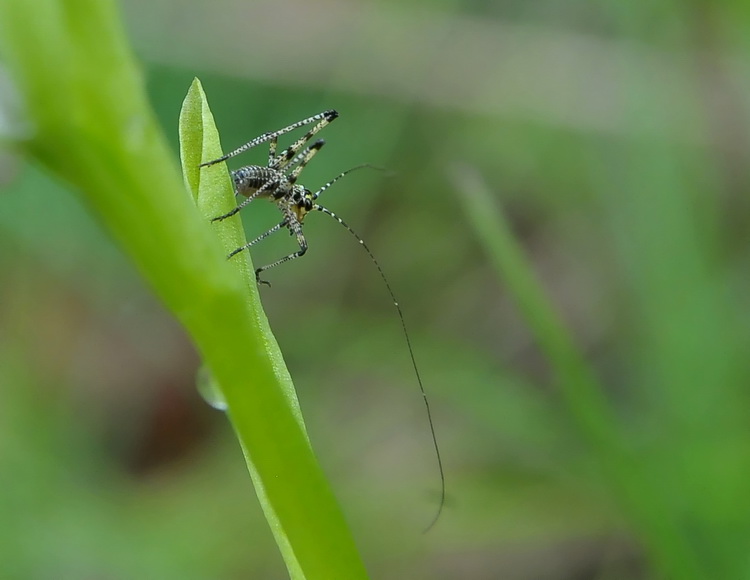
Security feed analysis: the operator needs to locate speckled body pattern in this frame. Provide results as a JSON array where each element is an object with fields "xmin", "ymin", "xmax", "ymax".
[
  {"xmin": 231, "ymin": 165, "xmax": 313, "ymax": 224},
  {"xmin": 200, "ymin": 109, "xmax": 338, "ymax": 278},
  {"xmin": 199, "ymin": 112, "xmax": 446, "ymax": 529}
]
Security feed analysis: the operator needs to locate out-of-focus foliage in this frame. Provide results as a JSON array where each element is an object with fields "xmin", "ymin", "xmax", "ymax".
[
  {"xmin": 3, "ymin": 0, "xmax": 750, "ymax": 578},
  {"xmin": 0, "ymin": 1, "xmax": 366, "ymax": 577}
]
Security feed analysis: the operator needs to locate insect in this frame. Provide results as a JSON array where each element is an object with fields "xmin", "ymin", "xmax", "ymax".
[{"xmin": 200, "ymin": 110, "xmax": 445, "ymax": 530}]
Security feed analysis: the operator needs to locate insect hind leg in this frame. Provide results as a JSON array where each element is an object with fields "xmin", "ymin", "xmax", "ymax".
[
  {"xmin": 271, "ymin": 111, "xmax": 337, "ymax": 170},
  {"xmin": 287, "ymin": 140, "xmax": 325, "ymax": 185},
  {"xmin": 200, "ymin": 110, "xmax": 338, "ymax": 168}
]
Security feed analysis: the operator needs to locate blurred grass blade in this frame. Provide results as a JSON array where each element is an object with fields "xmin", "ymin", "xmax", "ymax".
[
  {"xmin": 452, "ymin": 164, "xmax": 617, "ymax": 445},
  {"xmin": 0, "ymin": 0, "xmax": 366, "ymax": 577},
  {"xmin": 453, "ymin": 165, "xmax": 704, "ymax": 579}
]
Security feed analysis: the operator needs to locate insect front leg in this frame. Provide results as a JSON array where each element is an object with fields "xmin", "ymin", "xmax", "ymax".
[
  {"xmin": 253, "ymin": 218, "xmax": 308, "ymax": 286},
  {"xmin": 227, "ymin": 218, "xmax": 289, "ymax": 260}
]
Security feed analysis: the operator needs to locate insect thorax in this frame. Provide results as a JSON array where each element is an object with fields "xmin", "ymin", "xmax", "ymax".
[{"xmin": 231, "ymin": 165, "xmax": 313, "ymax": 221}]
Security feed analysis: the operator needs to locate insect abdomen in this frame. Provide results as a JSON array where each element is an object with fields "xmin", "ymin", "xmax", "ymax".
[{"xmin": 232, "ymin": 166, "xmax": 280, "ymax": 198}]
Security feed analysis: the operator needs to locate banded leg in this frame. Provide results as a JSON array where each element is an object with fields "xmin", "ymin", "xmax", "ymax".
[
  {"xmin": 253, "ymin": 220, "xmax": 308, "ymax": 285},
  {"xmin": 227, "ymin": 218, "xmax": 288, "ymax": 259},
  {"xmin": 200, "ymin": 110, "xmax": 338, "ymax": 168},
  {"xmin": 286, "ymin": 140, "xmax": 325, "ymax": 185},
  {"xmin": 270, "ymin": 111, "xmax": 338, "ymax": 170},
  {"xmin": 267, "ymin": 135, "xmax": 279, "ymax": 166},
  {"xmin": 211, "ymin": 174, "xmax": 278, "ymax": 222}
]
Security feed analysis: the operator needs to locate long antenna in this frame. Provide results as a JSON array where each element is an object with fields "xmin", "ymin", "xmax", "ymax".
[{"xmin": 314, "ymin": 204, "xmax": 445, "ymax": 532}]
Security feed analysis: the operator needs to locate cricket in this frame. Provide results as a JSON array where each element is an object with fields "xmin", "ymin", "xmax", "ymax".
[{"xmin": 199, "ymin": 110, "xmax": 445, "ymax": 530}]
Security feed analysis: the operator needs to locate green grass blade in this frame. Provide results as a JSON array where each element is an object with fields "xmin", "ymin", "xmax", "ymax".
[
  {"xmin": 453, "ymin": 165, "xmax": 618, "ymax": 446},
  {"xmin": 0, "ymin": 0, "xmax": 367, "ymax": 577},
  {"xmin": 453, "ymin": 165, "xmax": 704, "ymax": 579}
]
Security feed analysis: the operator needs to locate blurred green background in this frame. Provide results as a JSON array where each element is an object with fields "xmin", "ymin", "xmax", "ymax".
[{"xmin": 3, "ymin": 0, "xmax": 750, "ymax": 578}]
